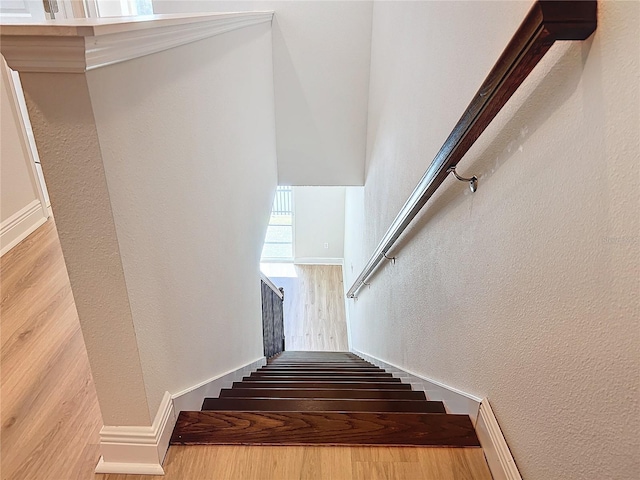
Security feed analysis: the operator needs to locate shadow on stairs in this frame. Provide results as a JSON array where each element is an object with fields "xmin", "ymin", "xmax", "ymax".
[{"xmin": 171, "ymin": 352, "xmax": 480, "ymax": 447}]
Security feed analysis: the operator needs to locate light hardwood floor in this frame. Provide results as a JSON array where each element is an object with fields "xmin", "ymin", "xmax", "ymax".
[
  {"xmin": 0, "ymin": 220, "xmax": 102, "ymax": 480},
  {"xmin": 98, "ymin": 445, "xmax": 492, "ymax": 480},
  {"xmin": 272, "ymin": 265, "xmax": 349, "ymax": 351},
  {"xmin": 1, "ymin": 222, "xmax": 491, "ymax": 479}
]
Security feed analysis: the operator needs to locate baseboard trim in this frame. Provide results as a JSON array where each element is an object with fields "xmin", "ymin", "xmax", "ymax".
[
  {"xmin": 476, "ymin": 399, "xmax": 522, "ymax": 480},
  {"xmin": 171, "ymin": 356, "xmax": 266, "ymax": 413},
  {"xmin": 351, "ymin": 349, "xmax": 481, "ymax": 423},
  {"xmin": 0, "ymin": 200, "xmax": 47, "ymax": 257},
  {"xmin": 294, "ymin": 257, "xmax": 344, "ymax": 265},
  {"xmin": 95, "ymin": 391, "xmax": 175, "ymax": 475},
  {"xmin": 94, "ymin": 459, "xmax": 165, "ymax": 475}
]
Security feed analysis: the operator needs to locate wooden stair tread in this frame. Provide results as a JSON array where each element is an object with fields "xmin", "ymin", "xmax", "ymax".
[
  {"xmin": 201, "ymin": 398, "xmax": 445, "ymax": 413},
  {"xmin": 219, "ymin": 388, "xmax": 426, "ymax": 400},
  {"xmin": 171, "ymin": 411, "xmax": 480, "ymax": 447},
  {"xmin": 269, "ymin": 356, "xmax": 364, "ymax": 361},
  {"xmin": 256, "ymin": 367, "xmax": 386, "ymax": 373},
  {"xmin": 275, "ymin": 350, "xmax": 362, "ymax": 360},
  {"xmin": 234, "ymin": 381, "xmax": 412, "ymax": 390},
  {"xmin": 269, "ymin": 359, "xmax": 370, "ymax": 362},
  {"xmin": 267, "ymin": 364, "xmax": 372, "ymax": 368},
  {"xmin": 251, "ymin": 371, "xmax": 393, "ymax": 377},
  {"xmin": 243, "ymin": 375, "xmax": 401, "ymax": 382}
]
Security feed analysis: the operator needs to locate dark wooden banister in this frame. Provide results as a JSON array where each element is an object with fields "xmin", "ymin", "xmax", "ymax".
[{"xmin": 347, "ymin": 0, "xmax": 597, "ymax": 298}]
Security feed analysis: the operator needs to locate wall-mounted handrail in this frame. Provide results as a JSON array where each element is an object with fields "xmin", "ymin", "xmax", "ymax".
[{"xmin": 347, "ymin": 0, "xmax": 597, "ymax": 299}]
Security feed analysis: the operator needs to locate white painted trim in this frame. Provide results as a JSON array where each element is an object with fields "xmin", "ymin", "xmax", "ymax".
[
  {"xmin": 0, "ymin": 200, "xmax": 47, "ymax": 256},
  {"xmin": 0, "ymin": 11, "xmax": 274, "ymax": 73},
  {"xmin": 476, "ymin": 399, "xmax": 522, "ymax": 480},
  {"xmin": 171, "ymin": 356, "xmax": 266, "ymax": 414},
  {"xmin": 294, "ymin": 257, "xmax": 344, "ymax": 265},
  {"xmin": 352, "ymin": 349, "xmax": 481, "ymax": 423},
  {"xmin": 260, "ymin": 272, "xmax": 284, "ymax": 299},
  {"xmin": 94, "ymin": 459, "xmax": 165, "ymax": 475},
  {"xmin": 95, "ymin": 391, "xmax": 176, "ymax": 475},
  {"xmin": 9, "ymin": 68, "xmax": 50, "ymax": 209},
  {"xmin": 3, "ymin": 62, "xmax": 50, "ymax": 216},
  {"xmin": 342, "ymin": 263, "xmax": 353, "ymax": 350}
]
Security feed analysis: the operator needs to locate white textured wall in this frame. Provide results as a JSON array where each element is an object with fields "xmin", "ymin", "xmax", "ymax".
[
  {"xmin": 293, "ymin": 186, "xmax": 345, "ymax": 262},
  {"xmin": 153, "ymin": 0, "xmax": 372, "ymax": 186},
  {"xmin": 86, "ymin": 23, "xmax": 278, "ymax": 420},
  {"xmin": 21, "ymin": 23, "xmax": 277, "ymax": 424},
  {"xmin": 344, "ymin": 2, "xmax": 639, "ymax": 480}
]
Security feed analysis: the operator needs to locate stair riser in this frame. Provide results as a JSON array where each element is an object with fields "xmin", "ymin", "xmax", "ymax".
[
  {"xmin": 218, "ymin": 389, "xmax": 426, "ymax": 400},
  {"xmin": 201, "ymin": 398, "xmax": 446, "ymax": 413},
  {"xmin": 267, "ymin": 358, "xmax": 368, "ymax": 366},
  {"xmin": 260, "ymin": 370, "xmax": 384, "ymax": 374},
  {"xmin": 275, "ymin": 351, "xmax": 362, "ymax": 360},
  {"xmin": 244, "ymin": 376, "xmax": 401, "ymax": 382},
  {"xmin": 252, "ymin": 371, "xmax": 392, "ymax": 377},
  {"xmin": 234, "ymin": 382, "xmax": 412, "ymax": 390},
  {"xmin": 266, "ymin": 363, "xmax": 374, "ymax": 367}
]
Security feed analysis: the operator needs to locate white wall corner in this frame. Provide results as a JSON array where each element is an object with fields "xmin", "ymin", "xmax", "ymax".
[
  {"xmin": 351, "ymin": 349, "xmax": 481, "ymax": 423},
  {"xmin": 0, "ymin": 199, "xmax": 47, "ymax": 257},
  {"xmin": 171, "ymin": 357, "xmax": 266, "ymax": 414},
  {"xmin": 476, "ymin": 399, "xmax": 522, "ymax": 480},
  {"xmin": 95, "ymin": 391, "xmax": 176, "ymax": 475}
]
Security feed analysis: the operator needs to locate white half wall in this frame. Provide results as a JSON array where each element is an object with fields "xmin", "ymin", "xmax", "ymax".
[
  {"xmin": 0, "ymin": 55, "xmax": 47, "ymax": 256},
  {"xmin": 85, "ymin": 22, "xmax": 278, "ymax": 422},
  {"xmin": 344, "ymin": 2, "xmax": 639, "ymax": 480},
  {"xmin": 17, "ymin": 18, "xmax": 278, "ymax": 431},
  {"xmin": 153, "ymin": 0, "xmax": 372, "ymax": 186},
  {"xmin": 293, "ymin": 186, "xmax": 345, "ymax": 263}
]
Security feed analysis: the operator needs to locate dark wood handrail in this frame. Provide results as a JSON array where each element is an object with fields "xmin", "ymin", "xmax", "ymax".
[{"xmin": 347, "ymin": 0, "xmax": 597, "ymax": 298}]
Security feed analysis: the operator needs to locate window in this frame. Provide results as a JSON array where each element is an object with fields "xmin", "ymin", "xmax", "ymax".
[
  {"xmin": 261, "ymin": 186, "xmax": 293, "ymax": 261},
  {"xmin": 87, "ymin": 0, "xmax": 153, "ymax": 18}
]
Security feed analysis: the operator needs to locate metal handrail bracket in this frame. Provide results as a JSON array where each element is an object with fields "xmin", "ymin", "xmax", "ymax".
[{"xmin": 346, "ymin": 0, "xmax": 597, "ymax": 299}]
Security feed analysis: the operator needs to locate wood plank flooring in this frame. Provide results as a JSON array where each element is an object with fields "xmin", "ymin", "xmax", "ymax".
[
  {"xmin": 97, "ymin": 445, "xmax": 492, "ymax": 480},
  {"xmin": 271, "ymin": 265, "xmax": 349, "ymax": 351},
  {"xmin": 0, "ymin": 220, "xmax": 103, "ymax": 480}
]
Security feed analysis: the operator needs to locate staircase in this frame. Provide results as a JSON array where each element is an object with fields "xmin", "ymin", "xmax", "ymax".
[{"xmin": 171, "ymin": 352, "xmax": 480, "ymax": 447}]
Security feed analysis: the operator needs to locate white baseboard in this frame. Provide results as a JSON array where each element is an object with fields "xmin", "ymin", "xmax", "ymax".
[
  {"xmin": 94, "ymin": 358, "xmax": 267, "ymax": 475},
  {"xmin": 94, "ymin": 459, "xmax": 165, "ymax": 475},
  {"xmin": 95, "ymin": 391, "xmax": 175, "ymax": 475},
  {"xmin": 476, "ymin": 399, "xmax": 522, "ymax": 480},
  {"xmin": 351, "ymin": 350, "xmax": 521, "ymax": 479},
  {"xmin": 0, "ymin": 200, "xmax": 47, "ymax": 257},
  {"xmin": 351, "ymin": 349, "xmax": 482, "ymax": 423},
  {"xmin": 171, "ymin": 356, "xmax": 266, "ymax": 413},
  {"xmin": 294, "ymin": 257, "xmax": 344, "ymax": 265}
]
